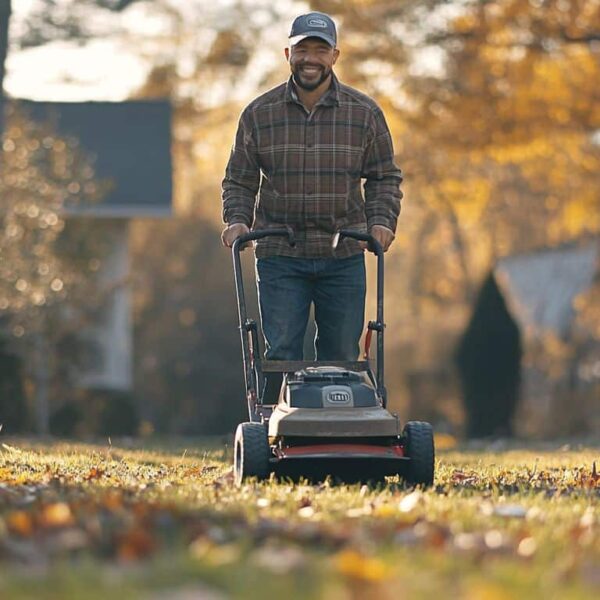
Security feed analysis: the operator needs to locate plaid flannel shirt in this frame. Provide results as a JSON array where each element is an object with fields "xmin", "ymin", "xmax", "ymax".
[{"xmin": 222, "ymin": 74, "xmax": 403, "ymax": 258}]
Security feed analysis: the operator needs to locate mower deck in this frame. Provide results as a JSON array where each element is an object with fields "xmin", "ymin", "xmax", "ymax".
[
  {"xmin": 267, "ymin": 404, "xmax": 400, "ymax": 437},
  {"xmin": 272, "ymin": 442, "xmax": 407, "ymax": 461},
  {"xmin": 271, "ymin": 443, "xmax": 410, "ymax": 482}
]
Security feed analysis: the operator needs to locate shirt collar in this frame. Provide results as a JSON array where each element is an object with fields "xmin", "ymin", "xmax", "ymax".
[{"xmin": 285, "ymin": 73, "xmax": 340, "ymax": 108}]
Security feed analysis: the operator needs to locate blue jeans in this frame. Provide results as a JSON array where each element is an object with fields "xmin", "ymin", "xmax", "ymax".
[{"xmin": 256, "ymin": 254, "xmax": 366, "ymax": 401}]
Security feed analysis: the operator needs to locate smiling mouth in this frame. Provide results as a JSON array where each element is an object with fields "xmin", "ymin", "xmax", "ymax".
[{"xmin": 300, "ymin": 66, "xmax": 322, "ymax": 76}]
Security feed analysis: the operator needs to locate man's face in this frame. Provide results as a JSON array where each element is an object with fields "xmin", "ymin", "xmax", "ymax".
[{"xmin": 285, "ymin": 38, "xmax": 339, "ymax": 91}]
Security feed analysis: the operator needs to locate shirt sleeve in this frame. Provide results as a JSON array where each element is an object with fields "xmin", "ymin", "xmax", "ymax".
[
  {"xmin": 221, "ymin": 107, "xmax": 260, "ymax": 226},
  {"xmin": 361, "ymin": 107, "xmax": 403, "ymax": 232}
]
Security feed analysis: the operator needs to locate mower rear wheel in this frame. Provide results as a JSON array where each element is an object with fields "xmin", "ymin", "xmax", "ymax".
[
  {"xmin": 403, "ymin": 421, "xmax": 435, "ymax": 486},
  {"xmin": 233, "ymin": 422, "xmax": 270, "ymax": 486}
]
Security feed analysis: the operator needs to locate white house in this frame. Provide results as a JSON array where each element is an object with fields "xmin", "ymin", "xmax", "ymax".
[{"xmin": 20, "ymin": 99, "xmax": 172, "ymax": 393}]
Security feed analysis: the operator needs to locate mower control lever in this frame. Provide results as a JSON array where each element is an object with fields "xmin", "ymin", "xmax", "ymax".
[{"xmin": 331, "ymin": 230, "xmax": 383, "ymax": 256}]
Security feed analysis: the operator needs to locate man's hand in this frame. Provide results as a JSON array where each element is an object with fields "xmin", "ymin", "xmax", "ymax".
[
  {"xmin": 221, "ymin": 223, "xmax": 250, "ymax": 248},
  {"xmin": 368, "ymin": 225, "xmax": 395, "ymax": 252}
]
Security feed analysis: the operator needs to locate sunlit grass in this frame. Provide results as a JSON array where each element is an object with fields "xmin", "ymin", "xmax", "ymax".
[{"xmin": 0, "ymin": 437, "xmax": 597, "ymax": 599}]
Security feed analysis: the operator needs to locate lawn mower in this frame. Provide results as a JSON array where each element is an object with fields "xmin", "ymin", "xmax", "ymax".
[{"xmin": 231, "ymin": 229, "xmax": 435, "ymax": 486}]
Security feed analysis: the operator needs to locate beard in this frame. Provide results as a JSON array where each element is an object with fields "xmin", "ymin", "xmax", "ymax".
[{"xmin": 292, "ymin": 63, "xmax": 331, "ymax": 91}]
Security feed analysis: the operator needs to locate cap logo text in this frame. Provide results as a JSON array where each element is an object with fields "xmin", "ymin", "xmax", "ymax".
[{"xmin": 307, "ymin": 18, "xmax": 328, "ymax": 28}]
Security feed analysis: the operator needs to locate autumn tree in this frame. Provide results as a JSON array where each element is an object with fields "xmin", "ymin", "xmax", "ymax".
[
  {"xmin": 311, "ymin": 0, "xmax": 600, "ymax": 313},
  {"xmin": 0, "ymin": 106, "xmax": 109, "ymax": 432}
]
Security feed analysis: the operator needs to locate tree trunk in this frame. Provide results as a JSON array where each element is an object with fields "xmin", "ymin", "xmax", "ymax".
[
  {"xmin": 33, "ymin": 332, "xmax": 50, "ymax": 435},
  {"xmin": 0, "ymin": 0, "xmax": 11, "ymax": 135}
]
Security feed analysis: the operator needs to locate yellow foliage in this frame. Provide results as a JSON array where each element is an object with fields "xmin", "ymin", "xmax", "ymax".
[
  {"xmin": 452, "ymin": 14, "xmax": 477, "ymax": 34},
  {"xmin": 562, "ymin": 199, "xmax": 600, "ymax": 236},
  {"xmin": 439, "ymin": 178, "xmax": 491, "ymax": 226}
]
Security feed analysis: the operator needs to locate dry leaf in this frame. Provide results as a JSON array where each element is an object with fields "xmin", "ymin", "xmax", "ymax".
[
  {"xmin": 517, "ymin": 537, "xmax": 537, "ymax": 557},
  {"xmin": 398, "ymin": 491, "xmax": 422, "ymax": 513},
  {"xmin": 40, "ymin": 503, "xmax": 74, "ymax": 528},
  {"xmin": 117, "ymin": 527, "xmax": 157, "ymax": 560},
  {"xmin": 6, "ymin": 510, "xmax": 34, "ymax": 537},
  {"xmin": 334, "ymin": 549, "xmax": 389, "ymax": 581},
  {"xmin": 298, "ymin": 506, "xmax": 315, "ymax": 519},
  {"xmin": 84, "ymin": 467, "xmax": 105, "ymax": 481}
]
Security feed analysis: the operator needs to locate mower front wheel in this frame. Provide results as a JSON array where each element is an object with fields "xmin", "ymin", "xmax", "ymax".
[
  {"xmin": 233, "ymin": 422, "xmax": 271, "ymax": 486},
  {"xmin": 403, "ymin": 421, "xmax": 435, "ymax": 487}
]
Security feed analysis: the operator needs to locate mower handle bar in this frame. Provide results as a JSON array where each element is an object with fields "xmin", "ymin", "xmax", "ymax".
[
  {"xmin": 231, "ymin": 228, "xmax": 387, "ymax": 410},
  {"xmin": 232, "ymin": 227, "xmax": 295, "ymax": 253}
]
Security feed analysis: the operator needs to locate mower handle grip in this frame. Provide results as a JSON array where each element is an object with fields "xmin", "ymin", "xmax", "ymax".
[
  {"xmin": 232, "ymin": 227, "xmax": 296, "ymax": 253},
  {"xmin": 332, "ymin": 230, "xmax": 383, "ymax": 257}
]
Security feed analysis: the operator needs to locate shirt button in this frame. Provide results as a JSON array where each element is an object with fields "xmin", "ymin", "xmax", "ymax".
[{"xmin": 306, "ymin": 190, "xmax": 313, "ymax": 195}]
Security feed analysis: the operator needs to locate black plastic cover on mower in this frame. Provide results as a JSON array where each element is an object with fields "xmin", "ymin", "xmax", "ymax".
[{"xmin": 283, "ymin": 367, "xmax": 379, "ymax": 409}]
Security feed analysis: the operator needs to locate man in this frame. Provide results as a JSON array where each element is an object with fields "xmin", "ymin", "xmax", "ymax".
[{"xmin": 222, "ymin": 11, "xmax": 402, "ymax": 398}]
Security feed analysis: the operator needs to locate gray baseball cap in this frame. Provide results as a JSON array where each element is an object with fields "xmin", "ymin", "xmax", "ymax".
[{"xmin": 289, "ymin": 12, "xmax": 337, "ymax": 48}]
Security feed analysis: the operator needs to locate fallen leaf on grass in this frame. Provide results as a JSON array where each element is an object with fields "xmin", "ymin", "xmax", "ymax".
[
  {"xmin": 451, "ymin": 470, "xmax": 478, "ymax": 485},
  {"xmin": 298, "ymin": 496, "xmax": 312, "ymax": 508},
  {"xmin": 103, "ymin": 491, "xmax": 124, "ymax": 511},
  {"xmin": 6, "ymin": 511, "xmax": 34, "ymax": 537},
  {"xmin": 183, "ymin": 465, "xmax": 218, "ymax": 478},
  {"xmin": 484, "ymin": 530, "xmax": 513, "ymax": 552},
  {"xmin": 117, "ymin": 526, "xmax": 158, "ymax": 561},
  {"xmin": 40, "ymin": 503, "xmax": 74, "ymax": 528},
  {"xmin": 298, "ymin": 506, "xmax": 315, "ymax": 519},
  {"xmin": 517, "ymin": 536, "xmax": 537, "ymax": 557},
  {"xmin": 454, "ymin": 532, "xmax": 485, "ymax": 552},
  {"xmin": 398, "ymin": 491, "xmax": 422, "ymax": 513},
  {"xmin": 577, "ymin": 462, "xmax": 599, "ymax": 489},
  {"xmin": 372, "ymin": 503, "xmax": 396, "ymax": 518},
  {"xmin": 84, "ymin": 467, "xmax": 105, "ymax": 481},
  {"xmin": 334, "ymin": 549, "xmax": 389, "ymax": 582},
  {"xmin": 415, "ymin": 521, "xmax": 449, "ymax": 549},
  {"xmin": 1, "ymin": 443, "xmax": 22, "ymax": 454}
]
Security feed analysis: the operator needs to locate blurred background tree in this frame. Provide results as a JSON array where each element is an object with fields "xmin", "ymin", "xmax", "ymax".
[{"xmin": 0, "ymin": 105, "xmax": 111, "ymax": 432}]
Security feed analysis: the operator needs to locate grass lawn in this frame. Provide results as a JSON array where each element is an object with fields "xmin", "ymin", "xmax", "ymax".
[{"xmin": 0, "ymin": 436, "xmax": 598, "ymax": 599}]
